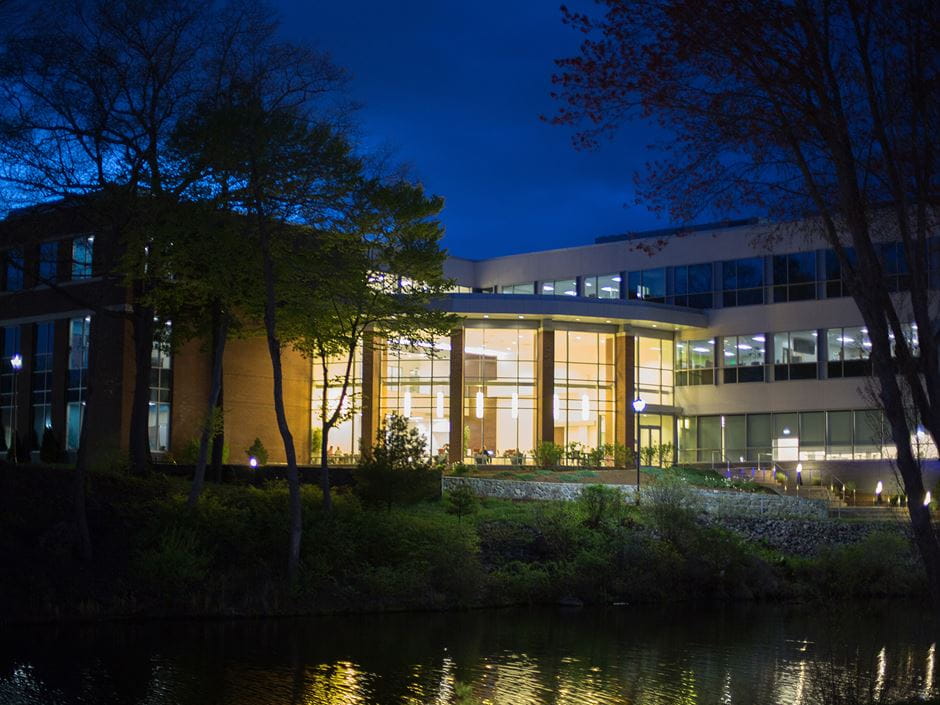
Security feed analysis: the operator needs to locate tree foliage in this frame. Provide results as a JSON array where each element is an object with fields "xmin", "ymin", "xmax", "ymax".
[{"xmin": 550, "ymin": 0, "xmax": 940, "ymax": 607}]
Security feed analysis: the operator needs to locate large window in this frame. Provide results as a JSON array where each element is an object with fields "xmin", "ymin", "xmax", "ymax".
[
  {"xmin": 827, "ymin": 326, "xmax": 871, "ymax": 378},
  {"xmin": 635, "ymin": 336, "xmax": 673, "ymax": 405},
  {"xmin": 676, "ymin": 338, "xmax": 715, "ymax": 386},
  {"xmin": 38, "ymin": 242, "xmax": 58, "ymax": 284},
  {"xmin": 772, "ymin": 252, "xmax": 816, "ymax": 302},
  {"xmin": 722, "ymin": 334, "xmax": 766, "ymax": 383},
  {"xmin": 499, "ymin": 283, "xmax": 535, "ymax": 294},
  {"xmin": 71, "ymin": 236, "xmax": 94, "ymax": 280},
  {"xmin": 1, "ymin": 326, "xmax": 21, "ymax": 451},
  {"xmin": 66, "ymin": 317, "xmax": 90, "ymax": 451},
  {"xmin": 541, "ymin": 279, "xmax": 577, "ymax": 296},
  {"xmin": 583, "ymin": 273, "xmax": 621, "ymax": 299},
  {"xmin": 312, "ymin": 351, "xmax": 362, "ymax": 462},
  {"xmin": 628, "ymin": 268, "xmax": 666, "ymax": 302},
  {"xmin": 554, "ymin": 330, "xmax": 615, "ymax": 450},
  {"xmin": 879, "ymin": 242, "xmax": 910, "ymax": 292},
  {"xmin": 722, "ymin": 257, "xmax": 764, "ymax": 306},
  {"xmin": 3, "ymin": 248, "xmax": 23, "ymax": 292},
  {"xmin": 31, "ymin": 322, "xmax": 54, "ymax": 448},
  {"xmin": 824, "ymin": 248, "xmax": 856, "ymax": 298},
  {"xmin": 773, "ymin": 330, "xmax": 817, "ymax": 380},
  {"xmin": 673, "ymin": 263, "xmax": 712, "ymax": 308},
  {"xmin": 678, "ymin": 409, "xmax": 901, "ymax": 462},
  {"xmin": 464, "ymin": 327, "xmax": 537, "ymax": 462},
  {"xmin": 380, "ymin": 337, "xmax": 451, "ymax": 460},
  {"xmin": 149, "ymin": 331, "xmax": 172, "ymax": 453}
]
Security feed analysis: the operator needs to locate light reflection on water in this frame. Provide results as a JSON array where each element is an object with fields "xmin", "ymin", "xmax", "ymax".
[{"xmin": 0, "ymin": 603, "xmax": 937, "ymax": 705}]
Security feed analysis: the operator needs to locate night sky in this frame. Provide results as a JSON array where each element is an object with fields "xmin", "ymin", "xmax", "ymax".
[{"xmin": 276, "ymin": 1, "xmax": 668, "ymax": 259}]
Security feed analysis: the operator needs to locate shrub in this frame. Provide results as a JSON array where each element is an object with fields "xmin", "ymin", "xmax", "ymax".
[
  {"xmin": 586, "ymin": 446, "xmax": 607, "ymax": 467},
  {"xmin": 134, "ymin": 525, "xmax": 210, "ymax": 596},
  {"xmin": 657, "ymin": 442, "xmax": 674, "ymax": 468},
  {"xmin": 180, "ymin": 436, "xmax": 230, "ymax": 465},
  {"xmin": 643, "ymin": 473, "xmax": 700, "ymax": 546},
  {"xmin": 39, "ymin": 428, "xmax": 63, "ymax": 464},
  {"xmin": 450, "ymin": 462, "xmax": 474, "ymax": 476},
  {"xmin": 355, "ymin": 413, "xmax": 440, "ymax": 510},
  {"xmin": 641, "ymin": 443, "xmax": 658, "ymax": 467},
  {"xmin": 445, "ymin": 484, "xmax": 478, "ymax": 521},
  {"xmin": 578, "ymin": 484, "xmax": 625, "ymax": 529},
  {"xmin": 612, "ymin": 442, "xmax": 635, "ymax": 468},
  {"xmin": 245, "ymin": 438, "xmax": 268, "ymax": 466},
  {"xmin": 532, "ymin": 441, "xmax": 564, "ymax": 468}
]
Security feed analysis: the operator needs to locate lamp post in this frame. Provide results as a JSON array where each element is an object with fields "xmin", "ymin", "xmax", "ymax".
[
  {"xmin": 10, "ymin": 354, "xmax": 23, "ymax": 464},
  {"xmin": 632, "ymin": 397, "xmax": 647, "ymax": 502}
]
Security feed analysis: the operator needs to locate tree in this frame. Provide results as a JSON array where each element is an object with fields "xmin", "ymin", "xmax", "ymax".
[
  {"xmin": 549, "ymin": 0, "xmax": 940, "ymax": 607},
  {"xmin": 0, "ymin": 0, "xmax": 223, "ymax": 476},
  {"xmin": 178, "ymin": 16, "xmax": 353, "ymax": 577},
  {"xmin": 290, "ymin": 178, "xmax": 456, "ymax": 511}
]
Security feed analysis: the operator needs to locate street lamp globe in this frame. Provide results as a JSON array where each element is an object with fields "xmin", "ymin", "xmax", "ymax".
[
  {"xmin": 10, "ymin": 354, "xmax": 23, "ymax": 371},
  {"xmin": 632, "ymin": 397, "xmax": 647, "ymax": 414}
]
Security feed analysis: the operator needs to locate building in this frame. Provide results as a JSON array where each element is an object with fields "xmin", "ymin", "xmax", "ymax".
[{"xmin": 1, "ymin": 206, "xmax": 937, "ymax": 491}]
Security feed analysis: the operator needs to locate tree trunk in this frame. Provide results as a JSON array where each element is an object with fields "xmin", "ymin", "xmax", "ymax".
[
  {"xmin": 128, "ymin": 304, "xmax": 154, "ymax": 475},
  {"xmin": 187, "ymin": 307, "xmax": 229, "ymax": 507},
  {"xmin": 210, "ymin": 387, "xmax": 224, "ymax": 482},
  {"xmin": 320, "ymin": 421, "xmax": 332, "ymax": 512},
  {"xmin": 259, "ymin": 224, "xmax": 303, "ymax": 582}
]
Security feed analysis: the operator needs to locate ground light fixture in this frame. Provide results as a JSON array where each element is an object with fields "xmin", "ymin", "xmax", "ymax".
[
  {"xmin": 875, "ymin": 480, "xmax": 884, "ymax": 504},
  {"xmin": 925, "ymin": 491, "xmax": 932, "ymax": 507},
  {"xmin": 632, "ymin": 397, "xmax": 647, "ymax": 502},
  {"xmin": 248, "ymin": 457, "xmax": 258, "ymax": 468}
]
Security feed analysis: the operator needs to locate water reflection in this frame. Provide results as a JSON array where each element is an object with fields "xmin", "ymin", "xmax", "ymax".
[{"xmin": 0, "ymin": 603, "xmax": 937, "ymax": 705}]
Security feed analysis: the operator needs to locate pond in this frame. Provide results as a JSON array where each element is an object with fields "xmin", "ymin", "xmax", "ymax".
[{"xmin": 1, "ymin": 602, "xmax": 937, "ymax": 704}]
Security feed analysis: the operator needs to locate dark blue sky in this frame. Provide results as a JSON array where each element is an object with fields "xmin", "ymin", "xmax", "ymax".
[{"xmin": 276, "ymin": 1, "xmax": 669, "ymax": 258}]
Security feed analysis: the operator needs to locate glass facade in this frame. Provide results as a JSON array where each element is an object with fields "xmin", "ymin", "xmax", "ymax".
[
  {"xmin": 67, "ymin": 317, "xmax": 90, "ymax": 450},
  {"xmin": 312, "ymin": 351, "xmax": 362, "ymax": 462},
  {"xmin": 38, "ymin": 241, "xmax": 58, "ymax": 284},
  {"xmin": 772, "ymin": 252, "xmax": 816, "ymax": 302},
  {"xmin": 541, "ymin": 279, "xmax": 577, "ymax": 296},
  {"xmin": 635, "ymin": 336, "xmax": 673, "ymax": 405},
  {"xmin": 628, "ymin": 268, "xmax": 666, "ymax": 302},
  {"xmin": 149, "ymin": 333, "xmax": 172, "ymax": 453},
  {"xmin": 1, "ymin": 326, "xmax": 21, "ymax": 451},
  {"xmin": 673, "ymin": 263, "xmax": 712, "ymax": 308},
  {"xmin": 380, "ymin": 337, "xmax": 451, "ymax": 461},
  {"xmin": 71, "ymin": 236, "xmax": 94, "ymax": 280},
  {"xmin": 464, "ymin": 327, "xmax": 537, "ymax": 462},
  {"xmin": 676, "ymin": 339, "xmax": 715, "ymax": 386},
  {"xmin": 583, "ymin": 273, "xmax": 621, "ymax": 299},
  {"xmin": 499, "ymin": 283, "xmax": 535, "ymax": 294},
  {"xmin": 553, "ymin": 331, "xmax": 615, "ymax": 450},
  {"xmin": 31, "ymin": 322, "xmax": 54, "ymax": 447},
  {"xmin": 827, "ymin": 326, "xmax": 871, "ymax": 378},
  {"xmin": 721, "ymin": 257, "xmax": 764, "ymax": 306},
  {"xmin": 722, "ymin": 335, "xmax": 765, "ymax": 383},
  {"xmin": 677, "ymin": 409, "xmax": 919, "ymax": 463},
  {"xmin": 773, "ymin": 330, "xmax": 817, "ymax": 380},
  {"xmin": 4, "ymin": 248, "xmax": 23, "ymax": 292}
]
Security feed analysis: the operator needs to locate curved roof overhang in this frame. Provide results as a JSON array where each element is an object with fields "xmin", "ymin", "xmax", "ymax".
[{"xmin": 430, "ymin": 293, "xmax": 709, "ymax": 331}]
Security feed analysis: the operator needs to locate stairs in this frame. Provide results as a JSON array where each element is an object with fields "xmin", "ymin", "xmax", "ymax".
[{"xmin": 827, "ymin": 504, "xmax": 910, "ymax": 521}]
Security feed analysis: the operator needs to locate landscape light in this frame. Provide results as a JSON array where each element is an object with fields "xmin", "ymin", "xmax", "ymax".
[
  {"xmin": 632, "ymin": 397, "xmax": 647, "ymax": 414},
  {"xmin": 248, "ymin": 456, "xmax": 258, "ymax": 468},
  {"xmin": 10, "ymin": 354, "xmax": 22, "ymax": 371},
  {"xmin": 925, "ymin": 491, "xmax": 931, "ymax": 507}
]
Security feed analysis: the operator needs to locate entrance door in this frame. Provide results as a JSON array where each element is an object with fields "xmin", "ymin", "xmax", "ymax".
[{"xmin": 639, "ymin": 425, "xmax": 661, "ymax": 465}]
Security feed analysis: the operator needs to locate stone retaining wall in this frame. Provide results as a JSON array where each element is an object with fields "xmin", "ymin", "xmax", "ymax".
[{"xmin": 442, "ymin": 476, "xmax": 829, "ymax": 519}]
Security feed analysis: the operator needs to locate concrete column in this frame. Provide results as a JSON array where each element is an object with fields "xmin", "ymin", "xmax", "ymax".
[
  {"xmin": 448, "ymin": 327, "xmax": 464, "ymax": 463},
  {"xmin": 537, "ymin": 324, "xmax": 555, "ymax": 445},
  {"xmin": 615, "ymin": 332, "xmax": 636, "ymax": 451},
  {"xmin": 359, "ymin": 332, "xmax": 382, "ymax": 454}
]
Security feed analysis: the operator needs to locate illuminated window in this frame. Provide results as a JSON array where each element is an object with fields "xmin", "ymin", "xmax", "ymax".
[
  {"xmin": 583, "ymin": 273, "xmax": 622, "ymax": 299},
  {"xmin": 722, "ymin": 334, "xmax": 766, "ymax": 383},
  {"xmin": 635, "ymin": 336, "xmax": 673, "ymax": 405},
  {"xmin": 554, "ymin": 330, "xmax": 615, "ymax": 450},
  {"xmin": 312, "ymin": 350, "xmax": 362, "ymax": 462},
  {"xmin": 463, "ymin": 327, "xmax": 537, "ymax": 462},
  {"xmin": 71, "ymin": 236, "xmax": 94, "ymax": 280},
  {"xmin": 772, "ymin": 330, "xmax": 817, "ymax": 380},
  {"xmin": 149, "ymin": 327, "xmax": 172, "ymax": 452},
  {"xmin": 499, "ymin": 282, "xmax": 535, "ymax": 294},
  {"xmin": 675, "ymin": 339, "xmax": 715, "ymax": 386},
  {"xmin": 541, "ymin": 279, "xmax": 577, "ymax": 296},
  {"xmin": 380, "ymin": 336, "xmax": 451, "ymax": 460},
  {"xmin": 1, "ymin": 326, "xmax": 21, "ymax": 451},
  {"xmin": 66, "ymin": 317, "xmax": 90, "ymax": 450},
  {"xmin": 826, "ymin": 326, "xmax": 871, "ymax": 378}
]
